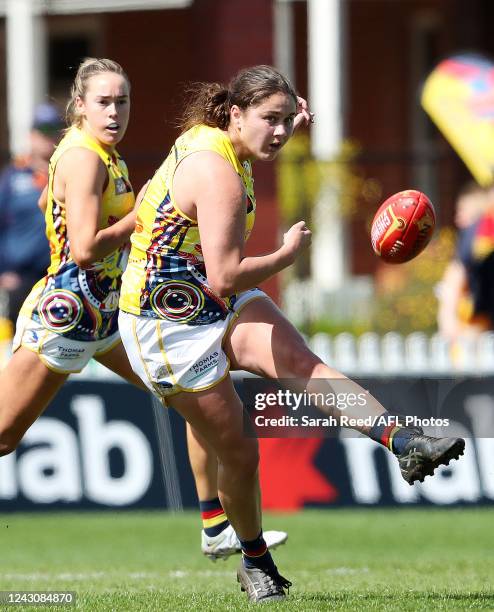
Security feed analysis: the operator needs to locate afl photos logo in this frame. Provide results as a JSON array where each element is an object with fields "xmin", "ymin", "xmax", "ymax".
[
  {"xmin": 38, "ymin": 289, "xmax": 83, "ymax": 333},
  {"xmin": 150, "ymin": 280, "xmax": 204, "ymax": 323}
]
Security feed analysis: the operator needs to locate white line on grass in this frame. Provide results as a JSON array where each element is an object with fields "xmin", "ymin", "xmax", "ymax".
[
  {"xmin": 2, "ymin": 568, "xmax": 369, "ymax": 582},
  {"xmin": 1, "ymin": 570, "xmax": 234, "ymax": 581}
]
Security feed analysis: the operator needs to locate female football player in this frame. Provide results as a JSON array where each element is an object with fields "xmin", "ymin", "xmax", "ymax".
[
  {"xmin": 0, "ymin": 58, "xmax": 288, "ymax": 564},
  {"xmin": 0, "ymin": 58, "xmax": 137, "ymax": 454},
  {"xmin": 118, "ymin": 64, "xmax": 465, "ymax": 602}
]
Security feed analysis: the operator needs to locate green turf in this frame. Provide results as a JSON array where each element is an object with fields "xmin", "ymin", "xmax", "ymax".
[{"xmin": 0, "ymin": 508, "xmax": 493, "ymax": 610}]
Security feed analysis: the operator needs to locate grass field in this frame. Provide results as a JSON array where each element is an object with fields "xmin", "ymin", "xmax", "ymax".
[{"xmin": 1, "ymin": 508, "xmax": 493, "ymax": 610}]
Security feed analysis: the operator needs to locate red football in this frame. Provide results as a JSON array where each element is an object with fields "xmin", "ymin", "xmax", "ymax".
[{"xmin": 370, "ymin": 190, "xmax": 435, "ymax": 263}]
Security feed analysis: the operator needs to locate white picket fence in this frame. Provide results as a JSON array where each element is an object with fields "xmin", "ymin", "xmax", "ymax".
[
  {"xmin": 2, "ymin": 331, "xmax": 493, "ymax": 379},
  {"xmin": 308, "ymin": 331, "xmax": 494, "ymax": 376}
]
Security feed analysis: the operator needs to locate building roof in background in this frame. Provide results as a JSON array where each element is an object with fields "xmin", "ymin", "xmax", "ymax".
[{"xmin": 0, "ymin": 0, "xmax": 193, "ymax": 15}]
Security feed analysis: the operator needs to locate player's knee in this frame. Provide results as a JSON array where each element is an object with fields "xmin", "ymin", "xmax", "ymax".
[
  {"xmin": 222, "ymin": 437, "xmax": 259, "ymax": 478},
  {"xmin": 0, "ymin": 432, "xmax": 20, "ymax": 456}
]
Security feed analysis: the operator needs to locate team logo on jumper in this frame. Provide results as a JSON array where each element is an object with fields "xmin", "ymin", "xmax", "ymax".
[
  {"xmin": 114, "ymin": 177, "xmax": 130, "ymax": 195},
  {"xmin": 38, "ymin": 289, "xmax": 83, "ymax": 333},
  {"xmin": 150, "ymin": 280, "xmax": 205, "ymax": 323}
]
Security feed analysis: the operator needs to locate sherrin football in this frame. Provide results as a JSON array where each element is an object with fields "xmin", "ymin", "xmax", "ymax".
[{"xmin": 370, "ymin": 190, "xmax": 435, "ymax": 263}]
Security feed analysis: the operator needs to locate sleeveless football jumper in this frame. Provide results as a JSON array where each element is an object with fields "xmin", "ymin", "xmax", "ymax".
[
  {"xmin": 20, "ymin": 126, "xmax": 134, "ymax": 342},
  {"xmin": 119, "ymin": 125, "xmax": 256, "ymax": 325}
]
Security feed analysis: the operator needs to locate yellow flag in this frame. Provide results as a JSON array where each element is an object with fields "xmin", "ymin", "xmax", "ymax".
[{"xmin": 421, "ymin": 54, "xmax": 494, "ymax": 187}]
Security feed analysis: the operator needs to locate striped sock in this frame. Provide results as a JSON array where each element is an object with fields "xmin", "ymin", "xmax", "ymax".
[
  {"xmin": 199, "ymin": 497, "xmax": 229, "ymax": 537},
  {"xmin": 369, "ymin": 413, "xmax": 415, "ymax": 454},
  {"xmin": 388, "ymin": 427, "xmax": 416, "ymax": 454},
  {"xmin": 240, "ymin": 531, "xmax": 276, "ymax": 571}
]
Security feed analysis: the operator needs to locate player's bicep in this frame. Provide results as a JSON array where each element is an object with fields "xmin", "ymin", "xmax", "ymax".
[
  {"xmin": 190, "ymin": 155, "xmax": 246, "ymax": 295},
  {"xmin": 198, "ymin": 197, "xmax": 246, "ymax": 294},
  {"xmin": 60, "ymin": 148, "xmax": 107, "ymax": 264}
]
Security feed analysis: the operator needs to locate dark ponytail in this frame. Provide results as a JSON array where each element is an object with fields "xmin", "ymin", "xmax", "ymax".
[
  {"xmin": 179, "ymin": 65, "xmax": 297, "ymax": 133},
  {"xmin": 180, "ymin": 82, "xmax": 230, "ymax": 132}
]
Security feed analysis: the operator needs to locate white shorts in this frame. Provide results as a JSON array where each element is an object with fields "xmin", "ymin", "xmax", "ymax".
[
  {"xmin": 119, "ymin": 289, "xmax": 268, "ymax": 399},
  {"xmin": 12, "ymin": 315, "xmax": 121, "ymax": 374}
]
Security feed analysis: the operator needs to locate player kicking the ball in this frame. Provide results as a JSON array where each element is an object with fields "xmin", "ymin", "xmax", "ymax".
[
  {"xmin": 0, "ymin": 58, "xmax": 287, "ymax": 570},
  {"xmin": 118, "ymin": 65, "xmax": 465, "ymax": 603}
]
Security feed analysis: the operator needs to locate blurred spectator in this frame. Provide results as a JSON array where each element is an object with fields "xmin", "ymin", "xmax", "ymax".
[
  {"xmin": 0, "ymin": 103, "xmax": 63, "ymax": 335},
  {"xmin": 437, "ymin": 182, "xmax": 493, "ymax": 340}
]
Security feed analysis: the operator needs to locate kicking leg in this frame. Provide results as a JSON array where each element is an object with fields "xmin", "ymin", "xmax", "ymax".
[{"xmin": 225, "ymin": 298, "xmax": 465, "ymax": 484}]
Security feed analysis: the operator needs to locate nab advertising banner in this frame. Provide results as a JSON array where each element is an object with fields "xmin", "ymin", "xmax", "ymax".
[
  {"xmin": 0, "ymin": 382, "xmax": 197, "ymax": 511},
  {"xmin": 1, "ymin": 376, "xmax": 493, "ymax": 510}
]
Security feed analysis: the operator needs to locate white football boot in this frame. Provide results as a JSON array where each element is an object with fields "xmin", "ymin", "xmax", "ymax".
[{"xmin": 201, "ymin": 524, "xmax": 288, "ymax": 561}]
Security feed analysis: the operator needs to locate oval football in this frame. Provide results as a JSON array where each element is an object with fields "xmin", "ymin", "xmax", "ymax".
[{"xmin": 371, "ymin": 190, "xmax": 435, "ymax": 264}]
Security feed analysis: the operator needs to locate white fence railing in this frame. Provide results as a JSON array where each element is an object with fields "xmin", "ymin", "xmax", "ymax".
[
  {"xmin": 2, "ymin": 331, "xmax": 493, "ymax": 379},
  {"xmin": 309, "ymin": 331, "xmax": 494, "ymax": 376}
]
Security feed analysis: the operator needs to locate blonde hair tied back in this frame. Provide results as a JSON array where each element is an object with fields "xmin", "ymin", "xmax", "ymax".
[{"xmin": 65, "ymin": 57, "xmax": 130, "ymax": 127}]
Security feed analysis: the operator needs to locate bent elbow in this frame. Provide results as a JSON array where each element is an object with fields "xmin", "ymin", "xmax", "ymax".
[
  {"xmin": 216, "ymin": 286, "xmax": 235, "ymax": 298},
  {"xmin": 209, "ymin": 276, "xmax": 235, "ymax": 298},
  {"xmin": 71, "ymin": 248, "xmax": 95, "ymax": 269}
]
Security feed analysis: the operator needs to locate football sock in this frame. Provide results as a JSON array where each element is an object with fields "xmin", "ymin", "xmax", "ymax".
[
  {"xmin": 199, "ymin": 497, "xmax": 229, "ymax": 537},
  {"xmin": 389, "ymin": 427, "xmax": 416, "ymax": 455},
  {"xmin": 369, "ymin": 413, "xmax": 416, "ymax": 455},
  {"xmin": 240, "ymin": 531, "xmax": 276, "ymax": 572}
]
